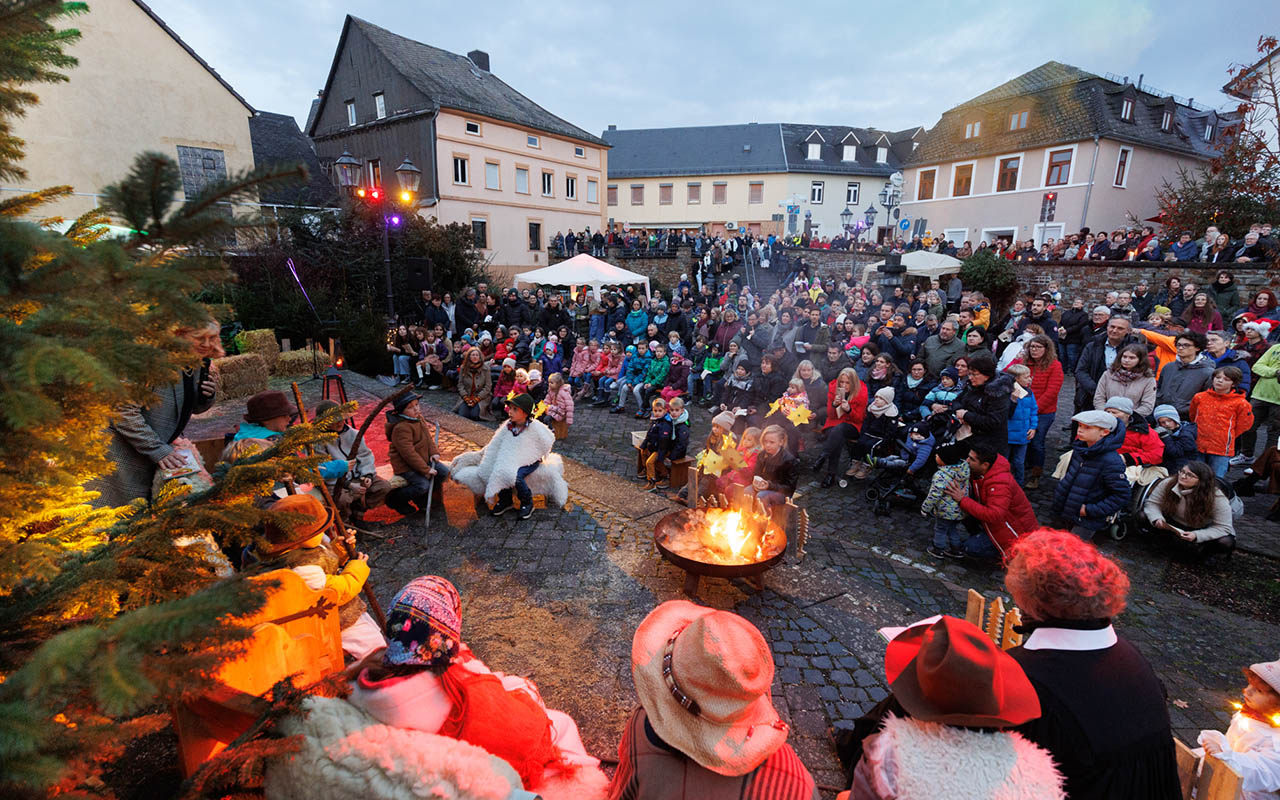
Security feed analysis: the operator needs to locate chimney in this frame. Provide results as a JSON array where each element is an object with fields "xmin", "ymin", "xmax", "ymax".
[
  {"xmin": 607, "ymin": 124, "xmax": 617, "ymax": 131},
  {"xmin": 1137, "ymin": 73, "xmax": 1144, "ymax": 90},
  {"xmin": 467, "ymin": 50, "xmax": 489, "ymax": 71}
]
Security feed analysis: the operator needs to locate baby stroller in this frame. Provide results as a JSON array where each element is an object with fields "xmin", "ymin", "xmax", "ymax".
[
  {"xmin": 862, "ymin": 424, "xmax": 939, "ymax": 515},
  {"xmin": 837, "ymin": 421, "xmax": 902, "ymax": 491}
]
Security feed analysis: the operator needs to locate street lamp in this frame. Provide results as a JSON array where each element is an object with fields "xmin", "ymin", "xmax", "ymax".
[
  {"xmin": 395, "ymin": 156, "xmax": 422, "ymax": 203},
  {"xmin": 336, "ymin": 153, "xmax": 421, "ymax": 323},
  {"xmin": 333, "ymin": 151, "xmax": 361, "ymax": 191},
  {"xmin": 863, "ymin": 204, "xmax": 877, "ymax": 242},
  {"xmin": 840, "ymin": 205, "xmax": 853, "ymax": 232},
  {"xmin": 877, "ymin": 184, "xmax": 902, "ymax": 245}
]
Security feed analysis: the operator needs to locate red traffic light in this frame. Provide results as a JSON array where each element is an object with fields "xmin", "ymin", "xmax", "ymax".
[
  {"xmin": 371, "ymin": 188, "xmax": 381, "ymax": 200},
  {"xmin": 1046, "ymin": 192, "xmax": 1056, "ymax": 200}
]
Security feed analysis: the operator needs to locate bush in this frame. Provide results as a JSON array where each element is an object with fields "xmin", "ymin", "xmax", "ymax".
[
  {"xmin": 212, "ymin": 353, "xmax": 269, "ymax": 399},
  {"xmin": 276, "ymin": 347, "xmax": 332, "ymax": 376},
  {"xmin": 238, "ymin": 328, "xmax": 279, "ymax": 372},
  {"xmin": 959, "ymin": 250, "xmax": 1019, "ymax": 308}
]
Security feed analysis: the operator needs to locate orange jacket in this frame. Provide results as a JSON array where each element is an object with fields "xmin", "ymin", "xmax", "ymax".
[{"xmin": 1188, "ymin": 388, "xmax": 1254, "ymax": 456}]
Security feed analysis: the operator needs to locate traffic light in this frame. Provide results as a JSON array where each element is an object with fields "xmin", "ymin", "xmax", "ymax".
[{"xmin": 1045, "ymin": 192, "xmax": 1057, "ymax": 222}]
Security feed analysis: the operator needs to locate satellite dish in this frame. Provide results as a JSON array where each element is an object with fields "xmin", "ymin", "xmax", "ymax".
[{"xmin": 890, "ymin": 172, "xmax": 904, "ymax": 187}]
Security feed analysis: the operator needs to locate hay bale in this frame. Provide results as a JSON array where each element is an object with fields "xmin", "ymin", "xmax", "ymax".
[
  {"xmin": 275, "ymin": 347, "xmax": 331, "ymax": 376},
  {"xmin": 212, "ymin": 353, "xmax": 269, "ymax": 400},
  {"xmin": 240, "ymin": 329, "xmax": 279, "ymax": 372}
]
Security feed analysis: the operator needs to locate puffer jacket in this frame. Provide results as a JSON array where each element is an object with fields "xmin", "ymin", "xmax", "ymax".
[
  {"xmin": 1189, "ymin": 388, "xmax": 1254, "ymax": 456},
  {"xmin": 543, "ymin": 383, "xmax": 574, "ymax": 425},
  {"xmin": 1252, "ymin": 343, "xmax": 1280, "ymax": 406},
  {"xmin": 1157, "ymin": 421, "xmax": 1199, "ymax": 471},
  {"xmin": 957, "ymin": 454, "xmax": 1038, "ymax": 554},
  {"xmin": 1007, "ymin": 386, "xmax": 1038, "ymax": 445},
  {"xmin": 1117, "ymin": 420, "xmax": 1164, "ymax": 466},
  {"xmin": 1210, "ymin": 348, "xmax": 1253, "ymax": 392},
  {"xmin": 642, "ymin": 355, "xmax": 670, "ymax": 386},
  {"xmin": 1052, "ymin": 422, "xmax": 1130, "ymax": 532},
  {"xmin": 623, "ymin": 353, "xmax": 649, "ymax": 383},
  {"xmin": 919, "ymin": 383, "xmax": 961, "ymax": 418},
  {"xmin": 953, "ymin": 373, "xmax": 1015, "ymax": 456}
]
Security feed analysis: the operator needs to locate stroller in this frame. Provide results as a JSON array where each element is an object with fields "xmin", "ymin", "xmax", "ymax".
[{"xmin": 862, "ymin": 424, "xmax": 939, "ymax": 515}]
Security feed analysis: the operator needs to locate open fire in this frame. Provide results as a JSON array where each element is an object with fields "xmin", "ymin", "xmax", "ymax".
[{"xmin": 657, "ymin": 507, "xmax": 785, "ymax": 566}]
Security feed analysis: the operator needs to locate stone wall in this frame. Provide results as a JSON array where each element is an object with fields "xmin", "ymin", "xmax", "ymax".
[
  {"xmin": 1012, "ymin": 261, "xmax": 1279, "ymax": 301},
  {"xmin": 548, "ymin": 246, "xmax": 697, "ymax": 292},
  {"xmin": 774, "ymin": 247, "xmax": 880, "ymax": 283}
]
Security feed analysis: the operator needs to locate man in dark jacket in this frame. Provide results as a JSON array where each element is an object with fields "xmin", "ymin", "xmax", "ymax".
[
  {"xmin": 455, "ymin": 288, "xmax": 481, "ymax": 334},
  {"xmin": 1130, "ymin": 279, "xmax": 1155, "ymax": 320},
  {"xmin": 1057, "ymin": 298, "xmax": 1092, "ymax": 372},
  {"xmin": 1073, "ymin": 316, "xmax": 1142, "ymax": 412},
  {"xmin": 945, "ymin": 443, "xmax": 1037, "ymax": 561},
  {"xmin": 1051, "ymin": 410, "xmax": 1130, "ymax": 540},
  {"xmin": 1014, "ymin": 297, "xmax": 1059, "ymax": 345},
  {"xmin": 735, "ymin": 310, "xmax": 774, "ymax": 364},
  {"xmin": 538, "ymin": 294, "xmax": 572, "ymax": 332},
  {"xmin": 423, "ymin": 294, "xmax": 450, "ymax": 331},
  {"xmin": 951, "ymin": 352, "xmax": 1013, "ymax": 457},
  {"xmin": 752, "ymin": 425, "xmax": 799, "ymax": 512},
  {"xmin": 1155, "ymin": 331, "xmax": 1215, "ymax": 418},
  {"xmin": 819, "ymin": 342, "xmax": 853, "ymax": 383}
]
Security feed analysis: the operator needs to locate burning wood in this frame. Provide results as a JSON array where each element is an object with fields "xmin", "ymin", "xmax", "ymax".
[{"xmin": 655, "ymin": 506, "xmax": 786, "ymax": 566}]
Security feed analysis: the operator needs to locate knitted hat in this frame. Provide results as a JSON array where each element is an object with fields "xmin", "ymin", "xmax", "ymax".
[
  {"xmin": 479, "ymin": 330, "xmax": 493, "ymax": 342},
  {"xmin": 1153, "ymin": 305, "xmax": 1171, "ymax": 315},
  {"xmin": 1072, "ymin": 409, "xmax": 1117, "ymax": 432},
  {"xmin": 383, "ymin": 576, "xmax": 462, "ymax": 670},
  {"xmin": 1103, "ymin": 396, "xmax": 1134, "ymax": 416},
  {"xmin": 1244, "ymin": 319, "xmax": 1274, "ymax": 338},
  {"xmin": 712, "ymin": 411, "xmax": 735, "ymax": 430},
  {"xmin": 391, "ymin": 391, "xmax": 421, "ymax": 415},
  {"xmin": 940, "ymin": 366, "xmax": 960, "ymax": 382},
  {"xmin": 527, "ymin": 369, "xmax": 542, "ymax": 382},
  {"xmin": 502, "ymin": 357, "xmax": 517, "ymax": 369},
  {"xmin": 1153, "ymin": 404, "xmax": 1180, "ymax": 424},
  {"xmin": 871, "ymin": 387, "xmax": 899, "ymax": 418},
  {"xmin": 1249, "ymin": 658, "xmax": 1280, "ymax": 695}
]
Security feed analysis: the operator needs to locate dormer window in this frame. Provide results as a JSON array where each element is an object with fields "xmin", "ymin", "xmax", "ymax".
[
  {"xmin": 1160, "ymin": 110, "xmax": 1171, "ymax": 131},
  {"xmin": 842, "ymin": 145, "xmax": 855, "ymax": 161},
  {"xmin": 1204, "ymin": 122, "xmax": 1214, "ymax": 142},
  {"xmin": 964, "ymin": 121, "xmax": 981, "ymax": 139},
  {"xmin": 1121, "ymin": 98, "xmax": 1134, "ymax": 121},
  {"xmin": 374, "ymin": 92, "xmax": 386, "ymax": 120},
  {"xmin": 1008, "ymin": 111, "xmax": 1028, "ymax": 130},
  {"xmin": 875, "ymin": 146, "xmax": 887, "ymax": 163},
  {"xmin": 807, "ymin": 143, "xmax": 820, "ymax": 160}
]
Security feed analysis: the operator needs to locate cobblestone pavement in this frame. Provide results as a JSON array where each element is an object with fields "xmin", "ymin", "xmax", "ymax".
[{"xmin": 191, "ymin": 371, "xmax": 1279, "ymax": 797}]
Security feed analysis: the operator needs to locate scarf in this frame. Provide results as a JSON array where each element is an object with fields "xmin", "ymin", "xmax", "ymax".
[{"xmin": 1110, "ymin": 367, "xmax": 1143, "ymax": 384}]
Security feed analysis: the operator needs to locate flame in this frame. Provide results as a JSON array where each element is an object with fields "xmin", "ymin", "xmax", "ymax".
[{"xmin": 702, "ymin": 509, "xmax": 764, "ymax": 561}]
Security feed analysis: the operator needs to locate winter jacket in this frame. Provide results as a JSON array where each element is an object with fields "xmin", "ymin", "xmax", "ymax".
[
  {"xmin": 663, "ymin": 360, "xmax": 690, "ymax": 394},
  {"xmin": 385, "ymin": 413, "xmax": 440, "ymax": 476},
  {"xmin": 1252, "ymin": 343, "xmax": 1280, "ymax": 406},
  {"xmin": 626, "ymin": 309, "xmax": 650, "ymax": 340},
  {"xmin": 1189, "ymin": 388, "xmax": 1254, "ymax": 456},
  {"xmin": 1059, "ymin": 307, "xmax": 1091, "ymax": 344},
  {"xmin": 641, "ymin": 355, "xmax": 670, "ymax": 386},
  {"xmin": 1010, "ymin": 359, "xmax": 1063, "ymax": 414},
  {"xmin": 1157, "ymin": 421, "xmax": 1199, "ymax": 471},
  {"xmin": 538, "ymin": 303, "xmax": 571, "ymax": 333},
  {"xmin": 920, "ymin": 383, "xmax": 961, "ymax": 418},
  {"xmin": 722, "ymin": 374, "xmax": 757, "ymax": 410},
  {"xmin": 755, "ymin": 369, "xmax": 788, "ymax": 405},
  {"xmin": 1014, "ymin": 311, "xmax": 1060, "ymax": 345},
  {"xmin": 921, "ymin": 461, "xmax": 969, "ymax": 521},
  {"xmin": 1209, "ymin": 281, "xmax": 1242, "ymax": 318},
  {"xmin": 1052, "ymin": 423, "xmax": 1130, "ymax": 532},
  {"xmin": 920, "ymin": 334, "xmax": 965, "ymax": 378},
  {"xmin": 317, "ymin": 424, "xmax": 377, "ymax": 481},
  {"xmin": 622, "ymin": 353, "xmax": 649, "ymax": 383},
  {"xmin": 1093, "ymin": 371, "xmax": 1157, "ymax": 417},
  {"xmin": 568, "ymin": 346, "xmax": 600, "ymax": 378},
  {"xmin": 1007, "ymin": 387, "xmax": 1038, "ymax": 445},
  {"xmin": 824, "ymin": 379, "xmax": 868, "ymax": 431},
  {"xmin": 1143, "ymin": 478, "xmax": 1235, "ymax": 544},
  {"xmin": 448, "ymin": 419, "xmax": 567, "ymax": 508},
  {"xmin": 1156, "ymin": 356, "xmax": 1216, "ymax": 417},
  {"xmin": 1117, "ymin": 421, "xmax": 1164, "ymax": 466},
  {"xmin": 713, "ymin": 319, "xmax": 743, "ymax": 352},
  {"xmin": 895, "ymin": 376, "xmax": 935, "ymax": 420},
  {"xmin": 1181, "ymin": 308, "xmax": 1223, "ymax": 335},
  {"xmin": 640, "ymin": 415, "xmax": 672, "ymax": 453},
  {"xmin": 1210, "ymin": 348, "xmax": 1253, "ymax": 392},
  {"xmin": 754, "ymin": 447, "xmax": 800, "ymax": 495},
  {"xmin": 666, "ymin": 411, "xmax": 691, "ymax": 460},
  {"xmin": 543, "ymin": 383, "xmax": 574, "ymax": 425},
  {"xmin": 953, "ymin": 373, "xmax": 1015, "ymax": 456},
  {"xmin": 1073, "ymin": 333, "xmax": 1144, "ymax": 410},
  {"xmin": 958, "ymin": 455, "xmax": 1038, "ymax": 554},
  {"xmin": 851, "ymin": 714, "xmax": 1065, "ymax": 800},
  {"xmin": 899, "ymin": 433, "xmax": 936, "ymax": 473}
]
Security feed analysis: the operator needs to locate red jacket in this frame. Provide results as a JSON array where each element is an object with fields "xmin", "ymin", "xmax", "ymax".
[
  {"xmin": 823, "ymin": 379, "xmax": 867, "ymax": 431},
  {"xmin": 1012, "ymin": 358, "xmax": 1064, "ymax": 414},
  {"xmin": 1118, "ymin": 425, "xmax": 1164, "ymax": 465},
  {"xmin": 958, "ymin": 455, "xmax": 1038, "ymax": 556},
  {"xmin": 1188, "ymin": 388, "xmax": 1254, "ymax": 456}
]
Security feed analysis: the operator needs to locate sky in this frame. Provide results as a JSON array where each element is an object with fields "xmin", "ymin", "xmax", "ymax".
[{"xmin": 146, "ymin": 0, "xmax": 1272, "ymax": 136}]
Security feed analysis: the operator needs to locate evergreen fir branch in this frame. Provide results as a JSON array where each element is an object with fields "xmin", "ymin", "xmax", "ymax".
[
  {"xmin": 98, "ymin": 151, "xmax": 181, "ymax": 238},
  {"xmin": 0, "ymin": 1, "xmax": 83, "ymax": 181},
  {"xmin": 0, "ymin": 184, "xmax": 70, "ymax": 217}
]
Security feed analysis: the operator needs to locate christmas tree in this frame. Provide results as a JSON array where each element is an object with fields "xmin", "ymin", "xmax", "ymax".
[{"xmin": 0, "ymin": 3, "xmax": 345, "ymax": 795}]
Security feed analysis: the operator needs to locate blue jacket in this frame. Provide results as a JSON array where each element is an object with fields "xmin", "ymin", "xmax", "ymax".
[
  {"xmin": 900, "ymin": 433, "xmax": 936, "ymax": 473},
  {"xmin": 919, "ymin": 383, "xmax": 961, "ymax": 418},
  {"xmin": 626, "ymin": 310, "xmax": 650, "ymax": 340},
  {"xmin": 1157, "ymin": 421, "xmax": 1199, "ymax": 471},
  {"xmin": 1007, "ymin": 390, "xmax": 1038, "ymax": 445},
  {"xmin": 623, "ymin": 353, "xmax": 649, "ymax": 382},
  {"xmin": 1052, "ymin": 422, "xmax": 1131, "ymax": 531},
  {"xmin": 1171, "ymin": 240, "xmax": 1199, "ymax": 261},
  {"xmin": 1212, "ymin": 348, "xmax": 1252, "ymax": 392}
]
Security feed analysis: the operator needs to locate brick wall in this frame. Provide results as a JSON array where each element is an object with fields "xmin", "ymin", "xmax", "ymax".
[
  {"xmin": 1012, "ymin": 261, "xmax": 1279, "ymax": 302},
  {"xmin": 548, "ymin": 247, "xmax": 698, "ymax": 292},
  {"xmin": 774, "ymin": 247, "xmax": 880, "ymax": 283}
]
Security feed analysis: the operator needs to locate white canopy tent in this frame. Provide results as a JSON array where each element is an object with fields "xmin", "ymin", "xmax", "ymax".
[
  {"xmin": 514, "ymin": 253, "xmax": 651, "ymax": 300},
  {"xmin": 867, "ymin": 250, "xmax": 963, "ymax": 280}
]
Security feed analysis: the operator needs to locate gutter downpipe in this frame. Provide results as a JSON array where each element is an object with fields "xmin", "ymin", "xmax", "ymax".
[
  {"xmin": 426, "ymin": 102, "xmax": 441, "ymax": 210},
  {"xmin": 1080, "ymin": 135, "xmax": 1101, "ymax": 231}
]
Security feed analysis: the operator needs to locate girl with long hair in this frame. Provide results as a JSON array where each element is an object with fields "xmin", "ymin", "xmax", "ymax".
[
  {"xmin": 1093, "ymin": 344, "xmax": 1157, "ymax": 417},
  {"xmin": 1143, "ymin": 461, "xmax": 1235, "ymax": 558},
  {"xmin": 1181, "ymin": 292, "xmax": 1223, "ymax": 335}
]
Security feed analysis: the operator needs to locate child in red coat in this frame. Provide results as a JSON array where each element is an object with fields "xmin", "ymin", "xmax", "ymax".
[{"xmin": 1189, "ymin": 367, "xmax": 1255, "ymax": 478}]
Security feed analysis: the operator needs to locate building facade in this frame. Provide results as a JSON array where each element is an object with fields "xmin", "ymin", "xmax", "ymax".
[
  {"xmin": 308, "ymin": 17, "xmax": 608, "ymax": 283},
  {"xmin": 900, "ymin": 62, "xmax": 1237, "ymax": 248},
  {"xmin": 5, "ymin": 0, "xmax": 256, "ymax": 222},
  {"xmin": 602, "ymin": 123, "xmax": 918, "ymax": 241}
]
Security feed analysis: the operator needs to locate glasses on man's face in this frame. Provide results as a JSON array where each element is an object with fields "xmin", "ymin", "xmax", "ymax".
[{"xmin": 1176, "ymin": 342, "xmax": 1195, "ymax": 349}]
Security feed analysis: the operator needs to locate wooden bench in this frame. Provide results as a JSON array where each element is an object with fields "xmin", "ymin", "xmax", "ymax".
[
  {"xmin": 171, "ymin": 569, "xmax": 343, "ymax": 777},
  {"xmin": 631, "ymin": 430, "xmax": 693, "ymax": 488}
]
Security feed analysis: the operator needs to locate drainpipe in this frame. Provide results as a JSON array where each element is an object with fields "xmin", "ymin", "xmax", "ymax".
[
  {"xmin": 1079, "ymin": 135, "xmax": 1100, "ymax": 231},
  {"xmin": 426, "ymin": 102, "xmax": 441, "ymax": 208}
]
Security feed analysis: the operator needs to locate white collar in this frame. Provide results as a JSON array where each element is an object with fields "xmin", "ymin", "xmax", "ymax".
[{"xmin": 1022, "ymin": 624, "xmax": 1118, "ymax": 651}]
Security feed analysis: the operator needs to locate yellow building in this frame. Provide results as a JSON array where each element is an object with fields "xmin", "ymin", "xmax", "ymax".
[{"xmin": 5, "ymin": 0, "xmax": 256, "ymax": 222}]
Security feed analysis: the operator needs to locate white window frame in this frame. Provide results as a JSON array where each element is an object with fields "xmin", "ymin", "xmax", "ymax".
[
  {"xmin": 875, "ymin": 146, "xmax": 888, "ymax": 163},
  {"xmin": 807, "ymin": 142, "xmax": 820, "ymax": 160},
  {"xmin": 514, "ymin": 166, "xmax": 529, "ymax": 194},
  {"xmin": 527, "ymin": 134, "xmax": 541, "ymax": 148},
  {"xmin": 346, "ymin": 101, "xmax": 356, "ymax": 126},
  {"xmin": 586, "ymin": 179, "xmax": 598, "ymax": 204},
  {"xmin": 484, "ymin": 160, "xmax": 500, "ymax": 190},
  {"xmin": 991, "ymin": 151, "xmax": 1026, "ymax": 194},
  {"xmin": 964, "ymin": 121, "xmax": 981, "ymax": 139},
  {"xmin": 574, "ymin": 146, "xmax": 586, "ymax": 158},
  {"xmin": 541, "ymin": 170, "xmax": 554, "ymax": 197},
  {"xmin": 942, "ymin": 227, "xmax": 968, "ymax": 244},
  {"xmin": 465, "ymin": 120, "xmax": 482, "ymax": 136},
  {"xmin": 565, "ymin": 175, "xmax": 577, "ymax": 200},
  {"xmin": 842, "ymin": 144, "xmax": 856, "ymax": 161},
  {"xmin": 452, "ymin": 156, "xmax": 468, "ymax": 186},
  {"xmin": 810, "ymin": 181, "xmax": 824, "ymax": 204},
  {"xmin": 1160, "ymin": 110, "xmax": 1171, "ymax": 132},
  {"xmin": 916, "ymin": 168, "xmax": 937, "ymax": 201},
  {"xmin": 949, "ymin": 159, "xmax": 977, "ymax": 198},
  {"xmin": 845, "ymin": 181, "xmax": 860, "ymax": 204},
  {"xmin": 1203, "ymin": 122, "xmax": 1214, "ymax": 142},
  {"xmin": 374, "ymin": 92, "xmax": 386, "ymax": 120},
  {"xmin": 1121, "ymin": 98, "xmax": 1134, "ymax": 121},
  {"xmin": 1113, "ymin": 146, "xmax": 1132, "ymax": 188},
  {"xmin": 1042, "ymin": 144, "xmax": 1077, "ymax": 188}
]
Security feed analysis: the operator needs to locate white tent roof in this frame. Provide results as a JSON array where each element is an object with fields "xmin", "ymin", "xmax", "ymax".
[
  {"xmin": 867, "ymin": 250, "xmax": 963, "ymax": 279},
  {"xmin": 514, "ymin": 253, "xmax": 651, "ymax": 299}
]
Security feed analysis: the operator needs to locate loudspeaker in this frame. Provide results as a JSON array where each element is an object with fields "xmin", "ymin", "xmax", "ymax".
[{"xmin": 406, "ymin": 257, "xmax": 433, "ymax": 292}]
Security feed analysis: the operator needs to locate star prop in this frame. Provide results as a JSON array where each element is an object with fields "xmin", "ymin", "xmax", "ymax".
[
  {"xmin": 721, "ymin": 433, "xmax": 737, "ymax": 451},
  {"xmin": 532, "ymin": 400, "xmax": 548, "ymax": 418},
  {"xmin": 720, "ymin": 447, "xmax": 746, "ymax": 471},
  {"xmin": 506, "ymin": 390, "xmax": 516, "ymax": 401},
  {"xmin": 787, "ymin": 406, "xmax": 813, "ymax": 426},
  {"xmin": 698, "ymin": 450, "xmax": 727, "ymax": 477},
  {"xmin": 767, "ymin": 399, "xmax": 782, "ymax": 417}
]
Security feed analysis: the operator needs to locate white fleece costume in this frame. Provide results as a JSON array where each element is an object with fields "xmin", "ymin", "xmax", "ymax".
[{"xmin": 449, "ymin": 418, "xmax": 569, "ymax": 508}]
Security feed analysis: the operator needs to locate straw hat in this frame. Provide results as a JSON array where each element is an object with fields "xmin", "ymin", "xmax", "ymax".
[{"xmin": 631, "ymin": 600, "xmax": 789, "ymax": 777}]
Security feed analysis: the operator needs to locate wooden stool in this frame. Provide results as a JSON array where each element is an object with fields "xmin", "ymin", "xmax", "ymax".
[
  {"xmin": 964, "ymin": 589, "xmax": 1024, "ymax": 650},
  {"xmin": 551, "ymin": 418, "xmax": 568, "ymax": 440},
  {"xmin": 668, "ymin": 456, "xmax": 693, "ymax": 488},
  {"xmin": 1175, "ymin": 738, "xmax": 1243, "ymax": 800}
]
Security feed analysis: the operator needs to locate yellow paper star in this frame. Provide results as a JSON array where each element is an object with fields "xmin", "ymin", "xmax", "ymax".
[
  {"xmin": 531, "ymin": 400, "xmax": 548, "ymax": 418},
  {"xmin": 787, "ymin": 406, "xmax": 813, "ymax": 426},
  {"xmin": 720, "ymin": 447, "xmax": 746, "ymax": 471},
  {"xmin": 721, "ymin": 433, "xmax": 737, "ymax": 450},
  {"xmin": 506, "ymin": 390, "xmax": 516, "ymax": 401},
  {"xmin": 698, "ymin": 449, "xmax": 727, "ymax": 477},
  {"xmin": 767, "ymin": 399, "xmax": 782, "ymax": 417}
]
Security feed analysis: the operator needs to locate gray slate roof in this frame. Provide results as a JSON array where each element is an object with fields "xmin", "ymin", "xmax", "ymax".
[
  {"xmin": 910, "ymin": 61, "xmax": 1238, "ymax": 166},
  {"xmin": 603, "ymin": 123, "xmax": 915, "ymax": 179},
  {"xmin": 249, "ymin": 112, "xmax": 338, "ymax": 206},
  {"xmin": 343, "ymin": 17, "xmax": 606, "ymax": 146}
]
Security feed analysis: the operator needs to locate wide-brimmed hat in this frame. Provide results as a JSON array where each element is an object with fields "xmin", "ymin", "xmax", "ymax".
[
  {"xmin": 244, "ymin": 390, "xmax": 294, "ymax": 423},
  {"xmin": 631, "ymin": 600, "xmax": 789, "ymax": 777},
  {"xmin": 884, "ymin": 616, "xmax": 1040, "ymax": 729},
  {"xmin": 505, "ymin": 392, "xmax": 534, "ymax": 416},
  {"xmin": 262, "ymin": 494, "xmax": 332, "ymax": 555},
  {"xmin": 383, "ymin": 575, "xmax": 462, "ymax": 670}
]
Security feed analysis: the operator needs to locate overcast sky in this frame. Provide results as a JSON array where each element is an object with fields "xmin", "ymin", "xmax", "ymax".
[{"xmin": 148, "ymin": 0, "xmax": 1270, "ymax": 135}]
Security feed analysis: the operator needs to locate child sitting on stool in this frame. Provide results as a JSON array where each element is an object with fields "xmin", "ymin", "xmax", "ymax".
[{"xmin": 384, "ymin": 392, "xmax": 449, "ymax": 517}]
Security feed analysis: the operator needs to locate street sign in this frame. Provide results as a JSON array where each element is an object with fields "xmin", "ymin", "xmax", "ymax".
[
  {"xmin": 890, "ymin": 172, "xmax": 904, "ymax": 188},
  {"xmin": 786, "ymin": 205, "xmax": 799, "ymax": 215},
  {"xmin": 898, "ymin": 219, "xmax": 911, "ymax": 232}
]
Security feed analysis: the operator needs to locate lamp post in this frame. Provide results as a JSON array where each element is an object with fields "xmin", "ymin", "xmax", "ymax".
[
  {"xmin": 334, "ymin": 152, "xmax": 420, "ymax": 323},
  {"xmin": 840, "ymin": 205, "xmax": 853, "ymax": 236},
  {"xmin": 878, "ymin": 184, "xmax": 901, "ymax": 246},
  {"xmin": 863, "ymin": 204, "xmax": 877, "ymax": 244}
]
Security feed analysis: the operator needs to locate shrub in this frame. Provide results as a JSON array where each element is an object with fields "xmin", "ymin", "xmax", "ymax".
[
  {"xmin": 212, "ymin": 353, "xmax": 269, "ymax": 399},
  {"xmin": 959, "ymin": 250, "xmax": 1020, "ymax": 309}
]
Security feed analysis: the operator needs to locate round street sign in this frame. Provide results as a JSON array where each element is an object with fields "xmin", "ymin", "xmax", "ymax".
[
  {"xmin": 890, "ymin": 172, "xmax": 904, "ymax": 187},
  {"xmin": 898, "ymin": 218, "xmax": 911, "ymax": 231}
]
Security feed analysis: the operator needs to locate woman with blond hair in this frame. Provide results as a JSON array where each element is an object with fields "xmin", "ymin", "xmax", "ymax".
[{"xmin": 1003, "ymin": 530, "xmax": 1180, "ymax": 800}]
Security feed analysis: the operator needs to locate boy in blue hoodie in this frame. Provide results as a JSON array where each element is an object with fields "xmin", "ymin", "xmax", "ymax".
[
  {"xmin": 1051, "ymin": 409, "xmax": 1131, "ymax": 540},
  {"xmin": 1154, "ymin": 403, "xmax": 1199, "ymax": 472},
  {"xmin": 610, "ymin": 344, "xmax": 650, "ymax": 414},
  {"xmin": 919, "ymin": 366, "xmax": 962, "ymax": 419},
  {"xmin": 1004, "ymin": 365, "xmax": 1039, "ymax": 484}
]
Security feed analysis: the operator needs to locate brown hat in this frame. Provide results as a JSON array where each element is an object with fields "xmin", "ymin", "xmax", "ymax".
[
  {"xmin": 244, "ymin": 390, "xmax": 294, "ymax": 423},
  {"xmin": 262, "ymin": 495, "xmax": 332, "ymax": 555}
]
